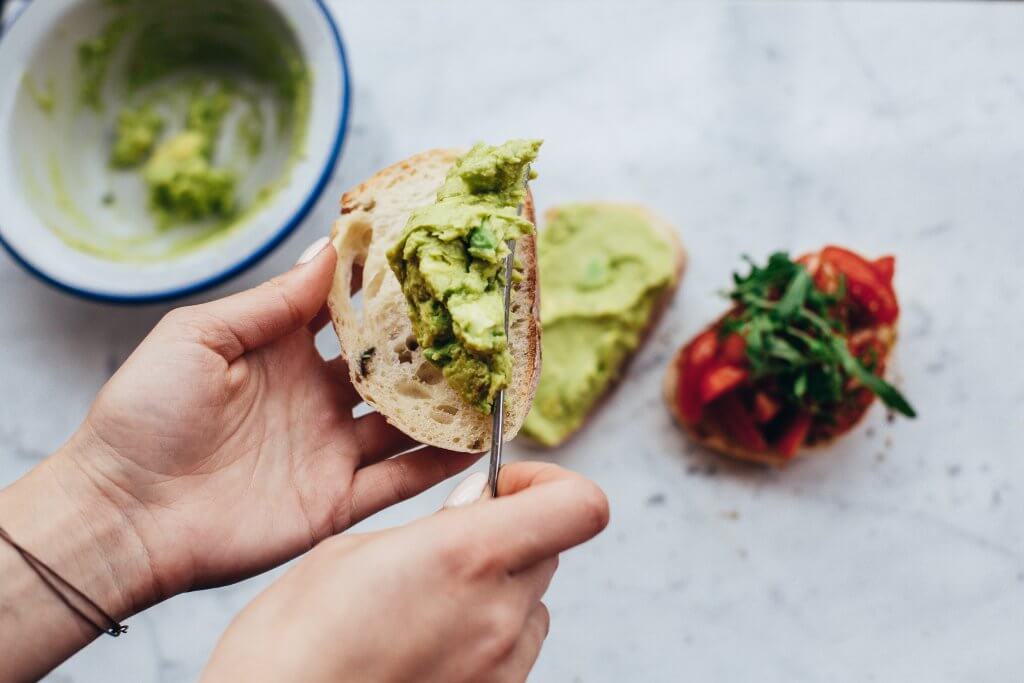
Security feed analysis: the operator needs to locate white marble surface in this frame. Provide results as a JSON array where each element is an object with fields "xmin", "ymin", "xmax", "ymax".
[{"xmin": 2, "ymin": 1, "xmax": 1023, "ymax": 680}]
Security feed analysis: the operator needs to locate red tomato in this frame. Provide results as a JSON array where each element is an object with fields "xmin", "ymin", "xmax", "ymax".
[
  {"xmin": 873, "ymin": 255, "xmax": 895, "ymax": 285},
  {"xmin": 753, "ymin": 392, "xmax": 781, "ymax": 423},
  {"xmin": 677, "ymin": 330, "xmax": 719, "ymax": 424},
  {"xmin": 796, "ymin": 252, "xmax": 820, "ymax": 276},
  {"xmin": 699, "ymin": 365, "xmax": 749, "ymax": 406},
  {"xmin": 804, "ymin": 256, "xmax": 841, "ymax": 295},
  {"xmin": 689, "ymin": 330, "xmax": 719, "ymax": 367},
  {"xmin": 775, "ymin": 412, "xmax": 813, "ymax": 459},
  {"xmin": 720, "ymin": 333, "xmax": 747, "ymax": 365},
  {"xmin": 821, "ymin": 246, "xmax": 899, "ymax": 324},
  {"xmin": 711, "ymin": 394, "xmax": 768, "ymax": 452}
]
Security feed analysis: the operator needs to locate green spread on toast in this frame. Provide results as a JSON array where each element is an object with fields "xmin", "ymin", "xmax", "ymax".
[
  {"xmin": 523, "ymin": 204, "xmax": 675, "ymax": 446},
  {"xmin": 388, "ymin": 139, "xmax": 541, "ymax": 415}
]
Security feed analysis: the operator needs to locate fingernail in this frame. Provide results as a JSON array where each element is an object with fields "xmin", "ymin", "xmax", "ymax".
[
  {"xmin": 296, "ymin": 237, "xmax": 330, "ymax": 266},
  {"xmin": 443, "ymin": 472, "xmax": 488, "ymax": 509}
]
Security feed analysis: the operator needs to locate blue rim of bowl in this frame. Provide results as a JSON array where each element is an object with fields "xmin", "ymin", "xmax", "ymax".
[{"xmin": 0, "ymin": 0, "xmax": 351, "ymax": 305}]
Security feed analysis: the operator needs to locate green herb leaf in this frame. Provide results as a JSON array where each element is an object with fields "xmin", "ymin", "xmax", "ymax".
[
  {"xmin": 831, "ymin": 337, "xmax": 917, "ymax": 418},
  {"xmin": 776, "ymin": 266, "xmax": 811, "ymax": 319},
  {"xmin": 723, "ymin": 251, "xmax": 916, "ymax": 419}
]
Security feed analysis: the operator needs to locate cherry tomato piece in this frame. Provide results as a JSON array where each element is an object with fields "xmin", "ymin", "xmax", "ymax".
[
  {"xmin": 753, "ymin": 392, "xmax": 781, "ymax": 424},
  {"xmin": 873, "ymin": 255, "xmax": 895, "ymax": 285},
  {"xmin": 677, "ymin": 330, "xmax": 719, "ymax": 424},
  {"xmin": 711, "ymin": 394, "xmax": 768, "ymax": 452},
  {"xmin": 775, "ymin": 412, "xmax": 813, "ymax": 459},
  {"xmin": 720, "ymin": 333, "xmax": 747, "ymax": 365},
  {"xmin": 699, "ymin": 365, "xmax": 749, "ymax": 406},
  {"xmin": 821, "ymin": 246, "xmax": 899, "ymax": 324}
]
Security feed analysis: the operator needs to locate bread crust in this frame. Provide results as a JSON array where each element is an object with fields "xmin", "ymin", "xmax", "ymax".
[
  {"xmin": 520, "ymin": 203, "xmax": 687, "ymax": 448},
  {"xmin": 327, "ymin": 149, "xmax": 540, "ymax": 453},
  {"xmin": 663, "ymin": 319, "xmax": 897, "ymax": 467}
]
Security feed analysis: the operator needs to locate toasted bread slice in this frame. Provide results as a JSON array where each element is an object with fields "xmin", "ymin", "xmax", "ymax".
[
  {"xmin": 327, "ymin": 149, "xmax": 540, "ymax": 453},
  {"xmin": 522, "ymin": 202, "xmax": 686, "ymax": 448},
  {"xmin": 663, "ymin": 320, "xmax": 897, "ymax": 467}
]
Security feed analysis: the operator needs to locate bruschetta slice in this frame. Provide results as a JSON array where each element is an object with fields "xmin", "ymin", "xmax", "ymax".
[{"xmin": 665, "ymin": 246, "xmax": 915, "ymax": 466}]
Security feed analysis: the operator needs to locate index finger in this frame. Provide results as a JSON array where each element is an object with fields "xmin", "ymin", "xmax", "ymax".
[{"xmin": 445, "ymin": 462, "xmax": 610, "ymax": 571}]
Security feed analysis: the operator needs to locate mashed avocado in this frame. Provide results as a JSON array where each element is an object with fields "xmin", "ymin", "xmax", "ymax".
[
  {"xmin": 111, "ymin": 105, "xmax": 165, "ymax": 167},
  {"xmin": 77, "ymin": 18, "xmax": 128, "ymax": 111},
  {"xmin": 388, "ymin": 139, "xmax": 541, "ymax": 414},
  {"xmin": 184, "ymin": 87, "xmax": 233, "ymax": 156},
  {"xmin": 143, "ymin": 131, "xmax": 236, "ymax": 225},
  {"xmin": 522, "ymin": 204, "xmax": 675, "ymax": 445},
  {"xmin": 30, "ymin": 0, "xmax": 312, "ymax": 261},
  {"xmin": 135, "ymin": 85, "xmax": 238, "ymax": 224}
]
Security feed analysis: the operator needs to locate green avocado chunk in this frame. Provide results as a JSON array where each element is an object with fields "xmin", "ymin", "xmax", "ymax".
[
  {"xmin": 522, "ymin": 204, "xmax": 676, "ymax": 446},
  {"xmin": 111, "ymin": 105, "xmax": 165, "ymax": 167},
  {"xmin": 138, "ymin": 87, "xmax": 239, "ymax": 225},
  {"xmin": 388, "ymin": 139, "xmax": 541, "ymax": 414},
  {"xmin": 143, "ymin": 131, "xmax": 236, "ymax": 225}
]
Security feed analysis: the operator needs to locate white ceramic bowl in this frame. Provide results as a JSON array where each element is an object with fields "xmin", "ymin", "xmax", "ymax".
[{"xmin": 0, "ymin": 0, "xmax": 349, "ymax": 302}]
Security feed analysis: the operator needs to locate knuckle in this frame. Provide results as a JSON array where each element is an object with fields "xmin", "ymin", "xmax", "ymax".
[
  {"xmin": 466, "ymin": 541, "xmax": 506, "ymax": 578},
  {"xmin": 535, "ymin": 602, "xmax": 551, "ymax": 638},
  {"xmin": 163, "ymin": 306, "xmax": 236, "ymax": 356},
  {"xmin": 384, "ymin": 458, "xmax": 414, "ymax": 504},
  {"xmin": 435, "ymin": 536, "xmax": 502, "ymax": 579},
  {"xmin": 479, "ymin": 602, "xmax": 521, "ymax": 661},
  {"xmin": 433, "ymin": 534, "xmax": 471, "ymax": 573},
  {"xmin": 161, "ymin": 305, "xmax": 210, "ymax": 338},
  {"xmin": 539, "ymin": 556, "xmax": 559, "ymax": 585},
  {"xmin": 160, "ymin": 306, "xmax": 196, "ymax": 330}
]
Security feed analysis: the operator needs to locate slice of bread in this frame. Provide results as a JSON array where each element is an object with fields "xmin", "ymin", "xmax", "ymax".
[
  {"xmin": 663, "ymin": 320, "xmax": 897, "ymax": 467},
  {"xmin": 327, "ymin": 149, "xmax": 540, "ymax": 453},
  {"xmin": 522, "ymin": 202, "xmax": 686, "ymax": 448}
]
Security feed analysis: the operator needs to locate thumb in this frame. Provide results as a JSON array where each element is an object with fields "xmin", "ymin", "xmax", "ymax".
[{"xmin": 190, "ymin": 236, "xmax": 337, "ymax": 360}]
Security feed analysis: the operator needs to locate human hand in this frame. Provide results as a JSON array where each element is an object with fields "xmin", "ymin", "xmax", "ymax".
[
  {"xmin": 200, "ymin": 463, "xmax": 610, "ymax": 683},
  {"xmin": 50, "ymin": 237, "xmax": 479, "ymax": 614}
]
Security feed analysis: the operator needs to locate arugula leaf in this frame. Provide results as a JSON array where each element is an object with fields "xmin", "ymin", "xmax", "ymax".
[
  {"xmin": 793, "ymin": 372, "xmax": 808, "ymax": 398},
  {"xmin": 776, "ymin": 267, "xmax": 812, "ymax": 319},
  {"xmin": 722, "ymin": 251, "xmax": 916, "ymax": 419},
  {"xmin": 830, "ymin": 337, "xmax": 917, "ymax": 418}
]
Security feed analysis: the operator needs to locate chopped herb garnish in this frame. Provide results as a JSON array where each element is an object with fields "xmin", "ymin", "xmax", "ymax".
[{"xmin": 721, "ymin": 252, "xmax": 916, "ymax": 418}]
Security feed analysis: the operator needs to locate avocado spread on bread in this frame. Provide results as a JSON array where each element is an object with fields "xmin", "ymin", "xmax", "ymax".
[
  {"xmin": 523, "ymin": 204, "xmax": 675, "ymax": 445},
  {"xmin": 388, "ymin": 139, "xmax": 541, "ymax": 414}
]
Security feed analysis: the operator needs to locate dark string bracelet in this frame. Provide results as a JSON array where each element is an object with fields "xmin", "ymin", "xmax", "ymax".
[{"xmin": 0, "ymin": 524, "xmax": 128, "ymax": 638}]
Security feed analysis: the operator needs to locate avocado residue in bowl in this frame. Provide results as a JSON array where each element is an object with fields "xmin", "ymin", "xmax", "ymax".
[
  {"xmin": 131, "ymin": 85, "xmax": 241, "ymax": 227},
  {"xmin": 18, "ymin": 0, "xmax": 311, "ymax": 262},
  {"xmin": 522, "ymin": 204, "xmax": 676, "ymax": 446},
  {"xmin": 388, "ymin": 139, "xmax": 541, "ymax": 414},
  {"xmin": 111, "ymin": 104, "xmax": 165, "ymax": 167}
]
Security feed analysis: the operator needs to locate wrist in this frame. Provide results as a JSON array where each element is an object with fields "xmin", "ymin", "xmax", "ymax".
[
  {"xmin": 0, "ymin": 437, "xmax": 160, "ymax": 679},
  {"xmin": 0, "ymin": 438, "xmax": 160, "ymax": 621}
]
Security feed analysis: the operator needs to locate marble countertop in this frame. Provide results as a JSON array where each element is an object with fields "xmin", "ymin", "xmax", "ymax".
[{"xmin": 3, "ymin": 1, "xmax": 1022, "ymax": 680}]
